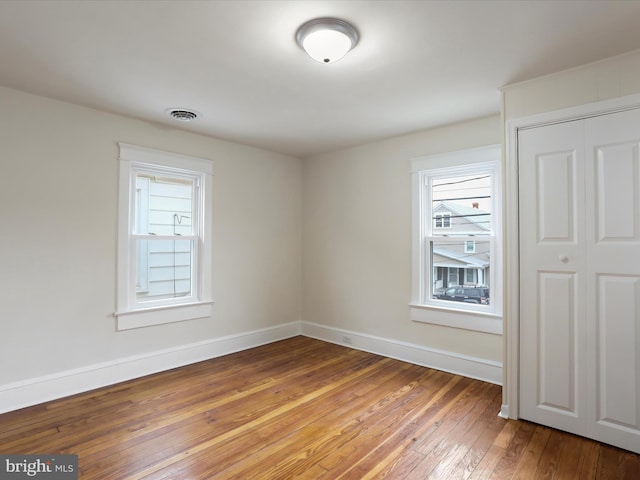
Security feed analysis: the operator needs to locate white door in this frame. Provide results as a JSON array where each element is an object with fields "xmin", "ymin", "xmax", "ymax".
[{"xmin": 519, "ymin": 108, "xmax": 640, "ymax": 454}]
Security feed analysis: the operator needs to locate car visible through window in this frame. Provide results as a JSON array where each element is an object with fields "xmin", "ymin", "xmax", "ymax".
[{"xmin": 435, "ymin": 286, "xmax": 489, "ymax": 305}]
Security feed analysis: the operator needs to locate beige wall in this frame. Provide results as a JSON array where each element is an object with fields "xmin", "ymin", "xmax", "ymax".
[
  {"xmin": 0, "ymin": 85, "xmax": 302, "ymax": 385},
  {"xmin": 503, "ymin": 49, "xmax": 640, "ymax": 121},
  {"xmin": 302, "ymin": 115, "xmax": 503, "ymax": 362}
]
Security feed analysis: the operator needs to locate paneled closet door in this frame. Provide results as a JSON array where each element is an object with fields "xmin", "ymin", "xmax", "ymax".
[
  {"xmin": 519, "ymin": 120, "xmax": 589, "ymax": 439},
  {"xmin": 584, "ymin": 108, "xmax": 640, "ymax": 452},
  {"xmin": 519, "ymin": 108, "xmax": 640, "ymax": 454}
]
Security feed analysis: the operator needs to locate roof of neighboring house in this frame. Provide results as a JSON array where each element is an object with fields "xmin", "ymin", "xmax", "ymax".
[{"xmin": 433, "ymin": 201, "xmax": 490, "ymax": 232}]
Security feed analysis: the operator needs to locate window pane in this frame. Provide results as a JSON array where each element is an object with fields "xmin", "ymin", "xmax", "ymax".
[
  {"xmin": 432, "ymin": 174, "xmax": 491, "ymax": 235},
  {"xmin": 136, "ymin": 238, "xmax": 193, "ymax": 302},
  {"xmin": 135, "ymin": 174, "xmax": 193, "ymax": 235},
  {"xmin": 466, "ymin": 269, "xmax": 475, "ymax": 283},
  {"xmin": 431, "ymin": 238, "xmax": 491, "ymax": 300}
]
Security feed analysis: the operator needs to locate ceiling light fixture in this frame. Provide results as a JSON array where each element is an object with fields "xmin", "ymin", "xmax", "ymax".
[{"xmin": 296, "ymin": 17, "xmax": 359, "ymax": 64}]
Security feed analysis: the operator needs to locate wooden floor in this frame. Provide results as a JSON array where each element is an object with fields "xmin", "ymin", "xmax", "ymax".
[{"xmin": 1, "ymin": 337, "xmax": 638, "ymax": 479}]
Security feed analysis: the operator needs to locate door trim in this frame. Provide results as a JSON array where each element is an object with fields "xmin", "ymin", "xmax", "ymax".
[{"xmin": 503, "ymin": 93, "xmax": 640, "ymax": 419}]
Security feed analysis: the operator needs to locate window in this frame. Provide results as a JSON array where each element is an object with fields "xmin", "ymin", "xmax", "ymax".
[
  {"xmin": 464, "ymin": 240, "xmax": 476, "ymax": 254},
  {"xmin": 115, "ymin": 143, "xmax": 213, "ymax": 330},
  {"xmin": 434, "ymin": 212, "xmax": 451, "ymax": 229},
  {"xmin": 465, "ymin": 268, "xmax": 475, "ymax": 284},
  {"xmin": 410, "ymin": 145, "xmax": 502, "ymax": 334}
]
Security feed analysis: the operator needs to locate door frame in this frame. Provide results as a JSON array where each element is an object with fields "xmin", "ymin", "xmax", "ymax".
[{"xmin": 503, "ymin": 92, "xmax": 640, "ymax": 419}]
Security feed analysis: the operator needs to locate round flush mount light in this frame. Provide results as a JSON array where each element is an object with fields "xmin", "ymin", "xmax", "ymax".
[
  {"xmin": 296, "ymin": 17, "xmax": 359, "ymax": 64},
  {"xmin": 167, "ymin": 109, "xmax": 198, "ymax": 122}
]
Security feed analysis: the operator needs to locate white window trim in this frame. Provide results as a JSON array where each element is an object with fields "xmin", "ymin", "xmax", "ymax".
[
  {"xmin": 115, "ymin": 143, "xmax": 214, "ymax": 330},
  {"xmin": 135, "ymin": 176, "xmax": 150, "ymax": 292},
  {"xmin": 410, "ymin": 145, "xmax": 502, "ymax": 334}
]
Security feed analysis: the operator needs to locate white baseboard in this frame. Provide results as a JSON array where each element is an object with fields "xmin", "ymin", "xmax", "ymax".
[
  {"xmin": 300, "ymin": 321, "xmax": 503, "ymax": 385},
  {"xmin": 1, "ymin": 321, "xmax": 503, "ymax": 414},
  {"xmin": 0, "ymin": 321, "xmax": 301, "ymax": 414},
  {"xmin": 499, "ymin": 404, "xmax": 510, "ymax": 419}
]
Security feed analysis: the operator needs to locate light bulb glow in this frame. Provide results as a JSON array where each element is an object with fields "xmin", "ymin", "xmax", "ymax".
[{"xmin": 302, "ymin": 29, "xmax": 352, "ymax": 63}]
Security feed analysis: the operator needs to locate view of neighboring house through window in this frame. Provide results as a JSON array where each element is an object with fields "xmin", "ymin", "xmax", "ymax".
[
  {"xmin": 116, "ymin": 143, "xmax": 213, "ymax": 331},
  {"xmin": 410, "ymin": 145, "xmax": 502, "ymax": 333},
  {"xmin": 134, "ymin": 172, "xmax": 195, "ymax": 303},
  {"xmin": 430, "ymin": 173, "xmax": 491, "ymax": 296}
]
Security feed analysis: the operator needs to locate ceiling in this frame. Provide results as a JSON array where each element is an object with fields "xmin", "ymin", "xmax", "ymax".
[{"xmin": 2, "ymin": 1, "xmax": 640, "ymax": 158}]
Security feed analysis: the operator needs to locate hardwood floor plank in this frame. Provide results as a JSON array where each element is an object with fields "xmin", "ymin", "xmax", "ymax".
[
  {"xmin": 493, "ymin": 419, "xmax": 520, "ymax": 449},
  {"xmin": 467, "ymin": 444, "xmax": 508, "ymax": 480},
  {"xmin": 237, "ymin": 368, "xmax": 440, "ymax": 479},
  {"xmin": 127, "ymin": 354, "xmax": 394, "ymax": 478},
  {"xmin": 0, "ymin": 336, "xmax": 637, "ymax": 479},
  {"xmin": 341, "ymin": 376, "xmax": 477, "ymax": 479},
  {"xmin": 79, "ymin": 345, "xmax": 372, "ymax": 466},
  {"xmin": 424, "ymin": 387, "xmax": 505, "ymax": 479},
  {"xmin": 620, "ymin": 451, "xmax": 640, "ymax": 479},
  {"xmin": 404, "ymin": 382, "xmax": 496, "ymax": 478},
  {"xmin": 552, "ymin": 431, "xmax": 593, "ymax": 480},
  {"xmin": 510, "ymin": 425, "xmax": 551, "ymax": 479},
  {"xmin": 596, "ymin": 444, "xmax": 640, "ymax": 480},
  {"xmin": 158, "ymin": 358, "xmax": 412, "ymax": 479},
  {"xmin": 449, "ymin": 391, "xmax": 507, "ymax": 479},
  {"xmin": 574, "ymin": 439, "xmax": 600, "ymax": 480},
  {"xmin": 490, "ymin": 420, "xmax": 537, "ymax": 479},
  {"xmin": 530, "ymin": 427, "xmax": 564, "ymax": 479}
]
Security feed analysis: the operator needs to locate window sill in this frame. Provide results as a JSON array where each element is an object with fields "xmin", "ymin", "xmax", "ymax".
[
  {"xmin": 114, "ymin": 301, "xmax": 214, "ymax": 331},
  {"xmin": 409, "ymin": 303, "xmax": 502, "ymax": 335}
]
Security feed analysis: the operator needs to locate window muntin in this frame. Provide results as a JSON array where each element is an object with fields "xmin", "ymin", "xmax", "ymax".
[
  {"xmin": 431, "ymin": 173, "xmax": 492, "ymax": 236},
  {"xmin": 410, "ymin": 145, "xmax": 502, "ymax": 334},
  {"xmin": 135, "ymin": 237, "xmax": 194, "ymax": 300}
]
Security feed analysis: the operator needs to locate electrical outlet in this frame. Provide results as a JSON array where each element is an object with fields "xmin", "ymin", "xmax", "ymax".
[{"xmin": 342, "ymin": 335, "xmax": 353, "ymax": 345}]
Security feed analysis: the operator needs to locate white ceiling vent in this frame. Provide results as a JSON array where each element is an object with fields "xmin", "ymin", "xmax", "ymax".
[{"xmin": 168, "ymin": 109, "xmax": 198, "ymax": 122}]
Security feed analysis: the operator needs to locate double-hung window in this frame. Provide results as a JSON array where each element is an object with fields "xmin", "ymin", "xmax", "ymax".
[
  {"xmin": 115, "ymin": 143, "xmax": 213, "ymax": 330},
  {"xmin": 410, "ymin": 145, "xmax": 502, "ymax": 334}
]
